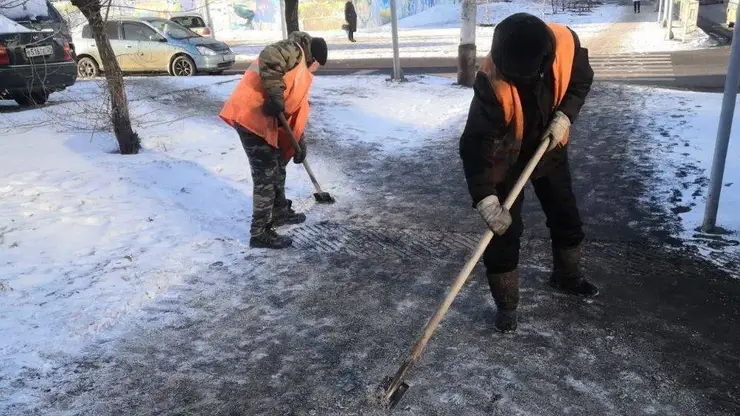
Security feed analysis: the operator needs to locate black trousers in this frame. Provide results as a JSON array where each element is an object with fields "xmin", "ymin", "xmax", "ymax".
[
  {"xmin": 348, "ymin": 29, "xmax": 355, "ymax": 41},
  {"xmin": 483, "ymin": 147, "xmax": 585, "ymax": 274},
  {"xmin": 634, "ymin": 1, "xmax": 641, "ymax": 13}
]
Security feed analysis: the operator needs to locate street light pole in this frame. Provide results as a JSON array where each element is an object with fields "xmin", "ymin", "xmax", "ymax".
[
  {"xmin": 657, "ymin": 0, "xmax": 664, "ymax": 24},
  {"xmin": 203, "ymin": 0, "xmax": 215, "ymax": 38},
  {"xmin": 389, "ymin": 0, "xmax": 403, "ymax": 81},
  {"xmin": 666, "ymin": 0, "xmax": 675, "ymax": 39},
  {"xmin": 702, "ymin": 0, "xmax": 740, "ymax": 232}
]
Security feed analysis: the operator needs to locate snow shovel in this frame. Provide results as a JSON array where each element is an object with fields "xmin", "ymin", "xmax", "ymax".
[
  {"xmin": 377, "ymin": 136, "xmax": 553, "ymax": 410},
  {"xmin": 277, "ymin": 113, "xmax": 335, "ymax": 204}
]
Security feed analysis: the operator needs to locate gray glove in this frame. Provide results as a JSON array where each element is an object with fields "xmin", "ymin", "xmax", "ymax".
[
  {"xmin": 543, "ymin": 111, "xmax": 571, "ymax": 151},
  {"xmin": 476, "ymin": 195, "xmax": 512, "ymax": 235}
]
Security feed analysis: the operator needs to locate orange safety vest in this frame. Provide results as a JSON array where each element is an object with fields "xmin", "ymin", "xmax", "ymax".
[
  {"xmin": 479, "ymin": 23, "xmax": 575, "ymax": 144},
  {"xmin": 219, "ymin": 44, "xmax": 313, "ymax": 161}
]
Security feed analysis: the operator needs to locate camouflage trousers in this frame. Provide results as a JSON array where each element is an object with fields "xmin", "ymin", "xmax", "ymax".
[{"xmin": 237, "ymin": 127, "xmax": 289, "ymax": 236}]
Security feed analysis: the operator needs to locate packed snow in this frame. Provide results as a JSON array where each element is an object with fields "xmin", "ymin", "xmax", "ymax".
[
  {"xmin": 0, "ymin": 0, "xmax": 49, "ymax": 20},
  {"xmin": 0, "ymin": 12, "xmax": 32, "ymax": 33},
  {"xmin": 0, "ymin": 75, "xmax": 475, "ymax": 410}
]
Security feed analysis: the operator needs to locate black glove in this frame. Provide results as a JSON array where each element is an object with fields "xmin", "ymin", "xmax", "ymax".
[
  {"xmin": 262, "ymin": 96, "xmax": 285, "ymax": 117},
  {"xmin": 293, "ymin": 139, "xmax": 307, "ymax": 164}
]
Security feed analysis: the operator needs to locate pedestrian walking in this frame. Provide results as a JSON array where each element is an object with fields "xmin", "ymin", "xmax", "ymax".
[
  {"xmin": 634, "ymin": 0, "xmax": 641, "ymax": 13},
  {"xmin": 459, "ymin": 13, "xmax": 598, "ymax": 333},
  {"xmin": 219, "ymin": 32, "xmax": 328, "ymax": 249},
  {"xmin": 345, "ymin": 0, "xmax": 357, "ymax": 42}
]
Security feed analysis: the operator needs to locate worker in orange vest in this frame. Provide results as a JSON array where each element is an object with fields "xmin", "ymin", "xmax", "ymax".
[
  {"xmin": 220, "ymin": 32, "xmax": 328, "ymax": 249},
  {"xmin": 459, "ymin": 13, "xmax": 598, "ymax": 333}
]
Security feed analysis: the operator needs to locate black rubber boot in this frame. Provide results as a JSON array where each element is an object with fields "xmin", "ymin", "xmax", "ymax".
[
  {"xmin": 550, "ymin": 245, "xmax": 599, "ymax": 297},
  {"xmin": 250, "ymin": 227, "xmax": 293, "ymax": 249},
  {"xmin": 486, "ymin": 270, "xmax": 520, "ymax": 333},
  {"xmin": 273, "ymin": 200, "xmax": 306, "ymax": 227}
]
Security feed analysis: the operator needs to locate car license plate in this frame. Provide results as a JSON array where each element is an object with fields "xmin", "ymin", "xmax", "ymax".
[
  {"xmin": 26, "ymin": 45, "xmax": 54, "ymax": 58},
  {"xmin": 222, "ymin": 53, "xmax": 234, "ymax": 62}
]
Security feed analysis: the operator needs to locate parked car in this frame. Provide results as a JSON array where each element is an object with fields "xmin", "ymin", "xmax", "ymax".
[
  {"xmin": 169, "ymin": 13, "xmax": 214, "ymax": 38},
  {"xmin": 3, "ymin": 0, "xmax": 75, "ymax": 57},
  {"xmin": 74, "ymin": 18, "xmax": 235, "ymax": 78},
  {"xmin": 0, "ymin": 15, "xmax": 77, "ymax": 106}
]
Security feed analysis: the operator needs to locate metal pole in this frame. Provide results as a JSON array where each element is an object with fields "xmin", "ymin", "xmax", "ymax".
[
  {"xmin": 658, "ymin": 0, "xmax": 664, "ymax": 23},
  {"xmin": 203, "ymin": 0, "xmax": 215, "ymax": 38},
  {"xmin": 280, "ymin": 0, "xmax": 288, "ymax": 39},
  {"xmin": 389, "ymin": 0, "xmax": 403, "ymax": 81},
  {"xmin": 666, "ymin": 0, "xmax": 675, "ymax": 39},
  {"xmin": 702, "ymin": 0, "xmax": 740, "ymax": 232}
]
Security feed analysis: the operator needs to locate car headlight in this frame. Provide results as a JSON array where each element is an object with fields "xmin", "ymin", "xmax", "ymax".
[{"xmin": 196, "ymin": 46, "xmax": 217, "ymax": 56}]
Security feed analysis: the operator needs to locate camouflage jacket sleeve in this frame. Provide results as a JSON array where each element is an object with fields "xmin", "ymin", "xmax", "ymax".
[{"xmin": 258, "ymin": 32, "xmax": 313, "ymax": 105}]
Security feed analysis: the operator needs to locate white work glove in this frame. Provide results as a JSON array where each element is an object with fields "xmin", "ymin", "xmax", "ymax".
[
  {"xmin": 476, "ymin": 195, "xmax": 512, "ymax": 236},
  {"xmin": 544, "ymin": 111, "xmax": 571, "ymax": 151}
]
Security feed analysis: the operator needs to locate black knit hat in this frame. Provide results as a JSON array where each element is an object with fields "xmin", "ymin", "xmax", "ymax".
[
  {"xmin": 311, "ymin": 37, "xmax": 328, "ymax": 66},
  {"xmin": 491, "ymin": 13, "xmax": 553, "ymax": 80}
]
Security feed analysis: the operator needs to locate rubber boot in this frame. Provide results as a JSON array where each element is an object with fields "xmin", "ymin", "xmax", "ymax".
[
  {"xmin": 273, "ymin": 200, "xmax": 306, "ymax": 227},
  {"xmin": 486, "ymin": 270, "xmax": 520, "ymax": 333},
  {"xmin": 550, "ymin": 245, "xmax": 599, "ymax": 297},
  {"xmin": 250, "ymin": 226, "xmax": 292, "ymax": 249}
]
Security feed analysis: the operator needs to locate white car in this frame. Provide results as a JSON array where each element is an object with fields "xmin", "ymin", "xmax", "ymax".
[{"xmin": 169, "ymin": 13, "xmax": 214, "ymax": 38}]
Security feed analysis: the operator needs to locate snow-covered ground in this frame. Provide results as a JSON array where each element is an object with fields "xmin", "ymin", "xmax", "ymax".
[
  {"xmin": 634, "ymin": 87, "xmax": 740, "ymax": 272},
  {"xmin": 1, "ymin": 74, "xmax": 738, "ymax": 412},
  {"xmin": 0, "ymin": 75, "xmax": 475, "ymax": 410},
  {"xmin": 230, "ymin": 1, "xmax": 715, "ymax": 61}
]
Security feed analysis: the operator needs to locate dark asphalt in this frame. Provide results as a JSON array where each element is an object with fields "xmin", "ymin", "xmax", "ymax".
[{"xmin": 9, "ymin": 79, "xmax": 739, "ymax": 415}]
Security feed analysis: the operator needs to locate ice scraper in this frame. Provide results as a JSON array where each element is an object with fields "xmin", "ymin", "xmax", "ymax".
[
  {"xmin": 377, "ymin": 136, "xmax": 553, "ymax": 410},
  {"xmin": 278, "ymin": 113, "xmax": 336, "ymax": 204}
]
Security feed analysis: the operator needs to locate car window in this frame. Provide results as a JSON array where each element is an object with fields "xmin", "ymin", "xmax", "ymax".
[
  {"xmin": 146, "ymin": 19, "xmax": 197, "ymax": 40},
  {"xmin": 172, "ymin": 16, "xmax": 206, "ymax": 28},
  {"xmin": 122, "ymin": 22, "xmax": 158, "ymax": 41},
  {"xmin": 80, "ymin": 22, "xmax": 119, "ymax": 40},
  {"xmin": 106, "ymin": 22, "xmax": 120, "ymax": 40}
]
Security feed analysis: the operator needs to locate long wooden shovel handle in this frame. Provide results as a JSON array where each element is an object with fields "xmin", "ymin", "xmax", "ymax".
[
  {"xmin": 277, "ymin": 113, "xmax": 325, "ymax": 193},
  {"xmin": 402, "ymin": 137, "xmax": 552, "ymax": 376}
]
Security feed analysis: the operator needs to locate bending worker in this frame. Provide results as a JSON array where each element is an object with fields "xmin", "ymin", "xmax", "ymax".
[
  {"xmin": 459, "ymin": 13, "xmax": 598, "ymax": 333},
  {"xmin": 220, "ymin": 32, "xmax": 328, "ymax": 249}
]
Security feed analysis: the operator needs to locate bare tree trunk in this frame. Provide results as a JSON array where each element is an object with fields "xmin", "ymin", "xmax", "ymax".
[
  {"xmin": 284, "ymin": 0, "xmax": 299, "ymax": 34},
  {"xmin": 72, "ymin": 0, "xmax": 140, "ymax": 154},
  {"xmin": 457, "ymin": 0, "xmax": 476, "ymax": 87}
]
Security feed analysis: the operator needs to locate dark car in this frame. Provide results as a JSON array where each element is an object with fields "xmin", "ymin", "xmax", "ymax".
[
  {"xmin": 0, "ymin": 19, "xmax": 78, "ymax": 106},
  {"xmin": 7, "ymin": 0, "xmax": 75, "ymax": 57}
]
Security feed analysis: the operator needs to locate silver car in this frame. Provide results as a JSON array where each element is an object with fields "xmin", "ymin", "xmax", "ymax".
[{"xmin": 74, "ymin": 18, "xmax": 235, "ymax": 78}]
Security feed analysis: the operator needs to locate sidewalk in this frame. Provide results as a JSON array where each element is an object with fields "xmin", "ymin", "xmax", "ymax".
[
  {"xmin": 228, "ymin": 3, "xmax": 715, "ymax": 61},
  {"xmin": 3, "ymin": 74, "xmax": 739, "ymax": 415}
]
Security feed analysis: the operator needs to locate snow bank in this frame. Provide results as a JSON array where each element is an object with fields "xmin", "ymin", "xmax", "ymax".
[
  {"xmin": 0, "ymin": 0, "xmax": 49, "ymax": 20},
  {"xmin": 0, "ymin": 13, "xmax": 32, "ymax": 33}
]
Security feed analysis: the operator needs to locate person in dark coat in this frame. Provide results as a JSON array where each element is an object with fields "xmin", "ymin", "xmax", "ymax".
[
  {"xmin": 459, "ymin": 13, "xmax": 598, "ymax": 333},
  {"xmin": 344, "ymin": 0, "xmax": 357, "ymax": 42}
]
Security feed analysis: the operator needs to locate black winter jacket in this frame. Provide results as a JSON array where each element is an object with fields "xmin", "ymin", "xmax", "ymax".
[
  {"xmin": 459, "ymin": 27, "xmax": 594, "ymax": 206},
  {"xmin": 345, "ymin": 2, "xmax": 357, "ymax": 31}
]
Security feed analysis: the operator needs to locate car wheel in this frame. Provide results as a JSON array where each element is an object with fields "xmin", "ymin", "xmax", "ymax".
[
  {"xmin": 13, "ymin": 90, "xmax": 49, "ymax": 107},
  {"xmin": 77, "ymin": 57, "xmax": 99, "ymax": 79},
  {"xmin": 171, "ymin": 55, "xmax": 196, "ymax": 76}
]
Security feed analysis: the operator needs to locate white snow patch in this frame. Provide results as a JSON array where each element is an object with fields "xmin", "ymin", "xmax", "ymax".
[
  {"xmin": 0, "ymin": 13, "xmax": 32, "ymax": 33},
  {"xmin": 633, "ymin": 86, "xmax": 740, "ymax": 274},
  {"xmin": 0, "ymin": 0, "xmax": 49, "ymax": 20}
]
